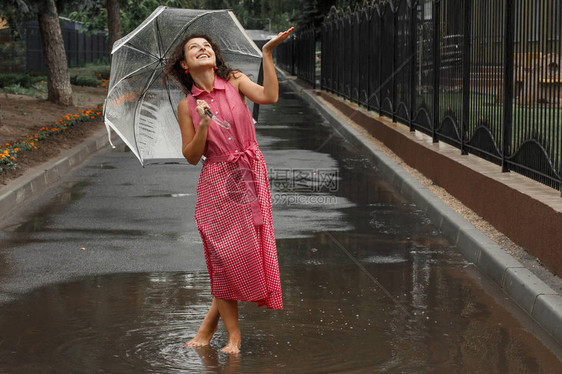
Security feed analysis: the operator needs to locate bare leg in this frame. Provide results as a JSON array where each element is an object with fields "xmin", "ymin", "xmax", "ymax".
[
  {"xmin": 186, "ymin": 298, "xmax": 220, "ymax": 347},
  {"xmin": 215, "ymin": 298, "xmax": 241, "ymax": 354}
]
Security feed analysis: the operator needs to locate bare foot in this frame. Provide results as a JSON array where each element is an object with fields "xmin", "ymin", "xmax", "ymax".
[
  {"xmin": 185, "ymin": 325, "xmax": 218, "ymax": 347},
  {"xmin": 220, "ymin": 331, "xmax": 241, "ymax": 354}
]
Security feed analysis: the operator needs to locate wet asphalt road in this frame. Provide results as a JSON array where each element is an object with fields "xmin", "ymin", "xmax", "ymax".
[{"xmin": 1, "ymin": 81, "xmax": 562, "ymax": 373}]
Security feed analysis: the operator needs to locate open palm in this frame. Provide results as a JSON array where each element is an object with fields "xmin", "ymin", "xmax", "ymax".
[{"xmin": 263, "ymin": 27, "xmax": 295, "ymax": 53}]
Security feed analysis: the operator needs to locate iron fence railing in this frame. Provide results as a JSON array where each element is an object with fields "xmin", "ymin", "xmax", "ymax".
[
  {"xmin": 276, "ymin": 28, "xmax": 316, "ymax": 87},
  {"xmin": 277, "ymin": 0, "xmax": 562, "ymax": 193},
  {"xmin": 0, "ymin": 18, "xmax": 109, "ymax": 73},
  {"xmin": 26, "ymin": 19, "xmax": 109, "ymax": 72},
  {"xmin": 275, "ymin": 33, "xmax": 294, "ymax": 76}
]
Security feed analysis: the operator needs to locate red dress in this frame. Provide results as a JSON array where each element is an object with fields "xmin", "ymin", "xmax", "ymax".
[{"xmin": 187, "ymin": 77, "xmax": 283, "ymax": 310}]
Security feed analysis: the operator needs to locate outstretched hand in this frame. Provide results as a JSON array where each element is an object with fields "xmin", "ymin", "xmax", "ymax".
[{"xmin": 262, "ymin": 27, "xmax": 295, "ymax": 54}]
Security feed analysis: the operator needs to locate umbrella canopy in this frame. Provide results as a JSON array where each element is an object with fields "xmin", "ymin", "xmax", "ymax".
[{"xmin": 104, "ymin": 6, "xmax": 263, "ymax": 165}]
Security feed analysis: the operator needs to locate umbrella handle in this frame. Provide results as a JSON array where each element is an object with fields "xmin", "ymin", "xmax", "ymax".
[{"xmin": 204, "ymin": 109, "xmax": 231, "ymax": 129}]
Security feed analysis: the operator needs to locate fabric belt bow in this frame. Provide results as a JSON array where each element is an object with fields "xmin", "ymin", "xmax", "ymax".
[
  {"xmin": 226, "ymin": 143, "xmax": 258, "ymax": 164},
  {"xmin": 207, "ymin": 143, "xmax": 263, "ymax": 226}
]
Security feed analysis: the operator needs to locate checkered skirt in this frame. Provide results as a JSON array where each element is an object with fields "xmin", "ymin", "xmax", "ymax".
[{"xmin": 194, "ymin": 149, "xmax": 283, "ymax": 309}]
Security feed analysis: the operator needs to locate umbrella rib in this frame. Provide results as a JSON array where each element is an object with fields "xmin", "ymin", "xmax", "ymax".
[
  {"xmin": 226, "ymin": 10, "xmax": 262, "ymax": 57},
  {"xmin": 162, "ymin": 11, "xmax": 218, "ymax": 57},
  {"xmin": 106, "ymin": 61, "xmax": 159, "ymax": 102},
  {"xmin": 123, "ymin": 43, "xmax": 160, "ymax": 61},
  {"xmin": 164, "ymin": 76, "xmax": 179, "ymax": 123},
  {"xmin": 154, "ymin": 15, "xmax": 165, "ymax": 60},
  {"xmin": 111, "ymin": 5, "xmax": 167, "ymax": 54},
  {"xmin": 133, "ymin": 67, "xmax": 163, "ymax": 162}
]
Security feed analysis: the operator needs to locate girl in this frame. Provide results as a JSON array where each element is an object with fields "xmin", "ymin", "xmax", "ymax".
[{"xmin": 164, "ymin": 28, "xmax": 294, "ymax": 354}]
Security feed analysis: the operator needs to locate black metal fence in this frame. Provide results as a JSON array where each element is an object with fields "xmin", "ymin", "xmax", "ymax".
[
  {"xmin": 277, "ymin": 0, "xmax": 562, "ymax": 193},
  {"xmin": 276, "ymin": 28, "xmax": 317, "ymax": 87},
  {"xmin": 0, "ymin": 18, "xmax": 109, "ymax": 73}
]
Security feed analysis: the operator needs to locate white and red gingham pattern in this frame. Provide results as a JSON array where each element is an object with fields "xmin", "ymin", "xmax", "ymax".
[
  {"xmin": 189, "ymin": 77, "xmax": 283, "ymax": 310},
  {"xmin": 195, "ymin": 150, "xmax": 283, "ymax": 309}
]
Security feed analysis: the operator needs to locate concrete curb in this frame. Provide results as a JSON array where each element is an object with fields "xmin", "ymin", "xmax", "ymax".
[
  {"xmin": 279, "ymin": 72, "xmax": 562, "ymax": 344},
  {"xmin": 0, "ymin": 127, "xmax": 115, "ymax": 222}
]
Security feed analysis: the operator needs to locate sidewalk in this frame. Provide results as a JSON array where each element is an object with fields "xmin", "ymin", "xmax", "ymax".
[
  {"xmin": 277, "ymin": 70, "xmax": 562, "ymax": 344},
  {"xmin": 0, "ymin": 127, "xmax": 115, "ymax": 222}
]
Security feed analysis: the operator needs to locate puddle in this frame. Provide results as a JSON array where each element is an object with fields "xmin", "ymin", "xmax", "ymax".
[
  {"xmin": 2, "ymin": 181, "xmax": 91, "ymax": 233},
  {"xmin": 1, "ymin": 246, "xmax": 561, "ymax": 373},
  {"xmin": 88, "ymin": 163, "xmax": 117, "ymax": 169},
  {"xmin": 139, "ymin": 193, "xmax": 193, "ymax": 198}
]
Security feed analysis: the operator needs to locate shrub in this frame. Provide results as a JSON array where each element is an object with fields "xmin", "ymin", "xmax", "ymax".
[
  {"xmin": 94, "ymin": 66, "xmax": 111, "ymax": 80},
  {"xmin": 70, "ymin": 75, "xmax": 99, "ymax": 87},
  {"xmin": 0, "ymin": 73, "xmax": 45, "ymax": 88},
  {"xmin": 3, "ymin": 83, "xmax": 31, "ymax": 95}
]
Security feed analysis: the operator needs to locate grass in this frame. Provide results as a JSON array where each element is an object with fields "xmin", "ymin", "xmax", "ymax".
[
  {"xmin": 1, "ymin": 81, "xmax": 48, "ymax": 99},
  {"xmin": 412, "ymin": 90, "xmax": 562, "ymax": 171},
  {"xmin": 68, "ymin": 61, "xmax": 110, "ymax": 86},
  {"xmin": 68, "ymin": 62, "xmax": 110, "ymax": 88}
]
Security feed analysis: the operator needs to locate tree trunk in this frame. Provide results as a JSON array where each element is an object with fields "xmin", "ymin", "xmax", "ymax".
[
  {"xmin": 37, "ymin": 0, "xmax": 73, "ymax": 106},
  {"xmin": 106, "ymin": 0, "xmax": 122, "ymax": 48}
]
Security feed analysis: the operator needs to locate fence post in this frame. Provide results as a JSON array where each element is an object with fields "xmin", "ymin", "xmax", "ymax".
[
  {"xmin": 366, "ymin": 7, "xmax": 371, "ymax": 110},
  {"xmin": 320, "ymin": 23, "xmax": 324, "ymax": 90},
  {"xmin": 312, "ymin": 29, "xmax": 316, "ymax": 89},
  {"xmin": 502, "ymin": 0, "xmax": 515, "ymax": 172},
  {"xmin": 378, "ymin": 8, "xmax": 383, "ymax": 116},
  {"xmin": 291, "ymin": 36, "xmax": 295, "ymax": 76},
  {"xmin": 409, "ymin": 2, "xmax": 417, "ymax": 132},
  {"xmin": 391, "ymin": 5, "xmax": 397, "ymax": 123},
  {"xmin": 432, "ymin": 0, "xmax": 441, "ymax": 143},
  {"xmin": 461, "ymin": 0, "xmax": 472, "ymax": 155}
]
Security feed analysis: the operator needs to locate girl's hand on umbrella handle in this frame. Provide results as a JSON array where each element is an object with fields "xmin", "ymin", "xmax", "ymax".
[
  {"xmin": 195, "ymin": 99, "xmax": 211, "ymax": 126},
  {"xmin": 262, "ymin": 27, "xmax": 295, "ymax": 54}
]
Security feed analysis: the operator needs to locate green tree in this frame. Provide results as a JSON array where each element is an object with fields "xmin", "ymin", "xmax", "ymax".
[
  {"xmin": 1, "ymin": 0, "xmax": 74, "ymax": 105},
  {"xmin": 60, "ymin": 0, "xmax": 299, "ymax": 44},
  {"xmin": 106, "ymin": 0, "xmax": 122, "ymax": 46}
]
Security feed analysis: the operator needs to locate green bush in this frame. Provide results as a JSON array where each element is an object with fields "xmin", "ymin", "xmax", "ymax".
[
  {"xmin": 94, "ymin": 66, "xmax": 111, "ymax": 80},
  {"xmin": 3, "ymin": 83, "xmax": 29, "ymax": 95},
  {"xmin": 69, "ymin": 61, "xmax": 110, "ymax": 81},
  {"xmin": 70, "ymin": 75, "xmax": 99, "ymax": 87},
  {"xmin": 0, "ymin": 73, "xmax": 45, "ymax": 88}
]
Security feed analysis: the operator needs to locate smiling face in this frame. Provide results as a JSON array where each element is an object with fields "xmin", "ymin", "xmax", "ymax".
[{"xmin": 182, "ymin": 37, "xmax": 216, "ymax": 71}]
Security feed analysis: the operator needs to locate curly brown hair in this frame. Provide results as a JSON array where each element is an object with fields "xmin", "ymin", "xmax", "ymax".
[{"xmin": 163, "ymin": 33, "xmax": 239, "ymax": 94}]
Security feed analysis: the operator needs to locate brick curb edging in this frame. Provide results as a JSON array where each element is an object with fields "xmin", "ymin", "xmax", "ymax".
[
  {"xmin": 0, "ymin": 127, "xmax": 115, "ymax": 222},
  {"xmin": 279, "ymin": 72, "xmax": 562, "ymax": 344}
]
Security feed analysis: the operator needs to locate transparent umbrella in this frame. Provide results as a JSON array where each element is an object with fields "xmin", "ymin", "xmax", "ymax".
[{"xmin": 103, "ymin": 6, "xmax": 263, "ymax": 165}]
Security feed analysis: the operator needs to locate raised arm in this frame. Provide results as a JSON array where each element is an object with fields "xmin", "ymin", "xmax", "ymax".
[{"xmin": 235, "ymin": 27, "xmax": 294, "ymax": 105}]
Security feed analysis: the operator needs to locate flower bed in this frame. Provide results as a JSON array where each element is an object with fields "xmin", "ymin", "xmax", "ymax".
[{"xmin": 0, "ymin": 104, "xmax": 104, "ymax": 172}]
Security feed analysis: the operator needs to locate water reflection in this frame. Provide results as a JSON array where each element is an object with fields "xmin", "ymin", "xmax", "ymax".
[{"xmin": 0, "ymin": 241, "xmax": 561, "ymax": 374}]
